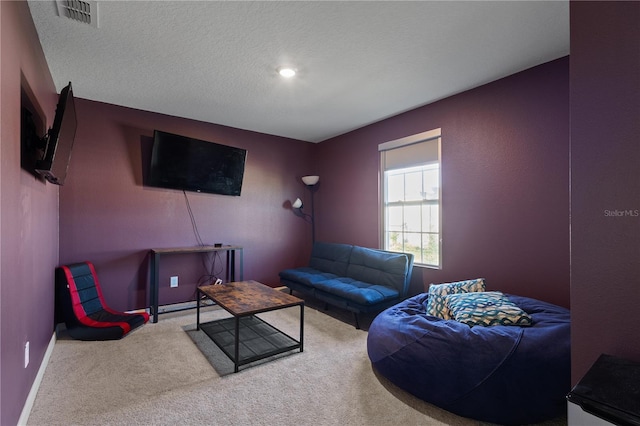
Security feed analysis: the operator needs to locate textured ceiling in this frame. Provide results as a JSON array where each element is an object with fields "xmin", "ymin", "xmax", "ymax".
[{"xmin": 28, "ymin": 1, "xmax": 569, "ymax": 143}]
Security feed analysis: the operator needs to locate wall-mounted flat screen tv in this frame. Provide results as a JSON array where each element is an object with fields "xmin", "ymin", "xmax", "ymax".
[
  {"xmin": 34, "ymin": 82, "xmax": 77, "ymax": 185},
  {"xmin": 147, "ymin": 130, "xmax": 247, "ymax": 196}
]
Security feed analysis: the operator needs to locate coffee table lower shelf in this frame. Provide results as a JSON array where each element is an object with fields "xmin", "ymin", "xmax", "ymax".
[{"xmin": 199, "ymin": 315, "xmax": 302, "ymax": 372}]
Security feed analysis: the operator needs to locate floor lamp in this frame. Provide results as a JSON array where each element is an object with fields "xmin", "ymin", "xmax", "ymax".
[{"xmin": 292, "ymin": 175, "xmax": 319, "ymax": 242}]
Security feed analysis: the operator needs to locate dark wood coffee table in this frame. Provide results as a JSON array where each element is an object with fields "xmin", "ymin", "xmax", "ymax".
[{"xmin": 196, "ymin": 280, "xmax": 304, "ymax": 373}]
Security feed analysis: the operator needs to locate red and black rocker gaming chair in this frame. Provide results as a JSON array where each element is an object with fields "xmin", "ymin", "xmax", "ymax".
[{"xmin": 55, "ymin": 261, "xmax": 149, "ymax": 340}]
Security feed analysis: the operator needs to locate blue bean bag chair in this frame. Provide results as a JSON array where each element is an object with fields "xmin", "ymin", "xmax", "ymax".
[{"xmin": 367, "ymin": 293, "xmax": 570, "ymax": 425}]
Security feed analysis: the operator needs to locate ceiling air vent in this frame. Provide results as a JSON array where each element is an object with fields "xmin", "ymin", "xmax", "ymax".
[{"xmin": 56, "ymin": 0, "xmax": 99, "ymax": 28}]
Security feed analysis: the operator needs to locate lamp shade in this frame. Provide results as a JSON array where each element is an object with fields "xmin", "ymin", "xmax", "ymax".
[
  {"xmin": 292, "ymin": 198, "xmax": 303, "ymax": 209},
  {"xmin": 301, "ymin": 175, "xmax": 319, "ymax": 186}
]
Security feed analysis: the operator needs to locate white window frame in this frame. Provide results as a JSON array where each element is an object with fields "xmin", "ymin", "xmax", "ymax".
[{"xmin": 379, "ymin": 129, "xmax": 442, "ymax": 268}]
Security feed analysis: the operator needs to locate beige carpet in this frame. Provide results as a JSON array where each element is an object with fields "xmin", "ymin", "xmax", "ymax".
[{"xmin": 27, "ymin": 303, "xmax": 567, "ymax": 425}]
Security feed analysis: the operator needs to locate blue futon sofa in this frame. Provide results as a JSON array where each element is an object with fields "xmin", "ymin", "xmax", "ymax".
[{"xmin": 279, "ymin": 242, "xmax": 414, "ymax": 328}]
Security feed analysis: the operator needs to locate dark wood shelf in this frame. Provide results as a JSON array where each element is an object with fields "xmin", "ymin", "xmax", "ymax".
[{"xmin": 199, "ymin": 315, "xmax": 300, "ymax": 368}]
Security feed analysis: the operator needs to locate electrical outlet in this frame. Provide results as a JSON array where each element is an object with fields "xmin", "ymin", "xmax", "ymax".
[
  {"xmin": 170, "ymin": 276, "xmax": 178, "ymax": 288},
  {"xmin": 24, "ymin": 341, "xmax": 29, "ymax": 368}
]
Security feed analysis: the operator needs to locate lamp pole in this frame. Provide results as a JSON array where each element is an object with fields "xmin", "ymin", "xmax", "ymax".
[
  {"xmin": 301, "ymin": 175, "xmax": 319, "ymax": 243},
  {"xmin": 309, "ymin": 187, "xmax": 315, "ymax": 243}
]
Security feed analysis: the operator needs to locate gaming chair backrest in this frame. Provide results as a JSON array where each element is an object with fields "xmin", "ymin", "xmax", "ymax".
[
  {"xmin": 59, "ymin": 261, "xmax": 109, "ymax": 317},
  {"xmin": 55, "ymin": 261, "xmax": 149, "ymax": 340}
]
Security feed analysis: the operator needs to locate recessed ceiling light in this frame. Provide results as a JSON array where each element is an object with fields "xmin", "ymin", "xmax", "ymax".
[{"xmin": 277, "ymin": 67, "xmax": 296, "ymax": 78}]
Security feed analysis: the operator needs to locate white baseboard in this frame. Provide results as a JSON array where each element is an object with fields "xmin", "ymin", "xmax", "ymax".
[{"xmin": 17, "ymin": 332, "xmax": 56, "ymax": 426}]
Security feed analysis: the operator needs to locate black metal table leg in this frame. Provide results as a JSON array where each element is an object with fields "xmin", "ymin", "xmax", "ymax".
[
  {"xmin": 196, "ymin": 289, "xmax": 201, "ymax": 330},
  {"xmin": 150, "ymin": 252, "xmax": 160, "ymax": 323},
  {"xmin": 300, "ymin": 304, "xmax": 304, "ymax": 352},
  {"xmin": 229, "ymin": 250, "xmax": 235, "ymax": 281},
  {"xmin": 234, "ymin": 316, "xmax": 240, "ymax": 373}
]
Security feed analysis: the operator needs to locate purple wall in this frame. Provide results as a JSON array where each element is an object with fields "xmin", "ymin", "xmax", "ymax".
[
  {"xmin": 4, "ymin": 3, "xmax": 639, "ymax": 424},
  {"xmin": 315, "ymin": 58, "xmax": 571, "ymax": 307},
  {"xmin": 569, "ymin": 1, "xmax": 640, "ymax": 383},
  {"xmin": 59, "ymin": 100, "xmax": 314, "ymax": 311},
  {"xmin": 0, "ymin": 2, "xmax": 59, "ymax": 424}
]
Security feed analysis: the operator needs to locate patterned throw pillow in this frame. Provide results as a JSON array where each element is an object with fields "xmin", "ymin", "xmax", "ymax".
[
  {"xmin": 445, "ymin": 291, "xmax": 533, "ymax": 327},
  {"xmin": 426, "ymin": 278, "xmax": 486, "ymax": 319}
]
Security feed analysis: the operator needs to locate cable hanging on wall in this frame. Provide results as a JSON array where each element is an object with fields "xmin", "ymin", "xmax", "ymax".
[{"xmin": 183, "ymin": 191, "xmax": 224, "ymax": 287}]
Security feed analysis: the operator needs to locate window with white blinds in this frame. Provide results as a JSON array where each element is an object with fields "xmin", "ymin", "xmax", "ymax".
[{"xmin": 379, "ymin": 129, "xmax": 441, "ymax": 268}]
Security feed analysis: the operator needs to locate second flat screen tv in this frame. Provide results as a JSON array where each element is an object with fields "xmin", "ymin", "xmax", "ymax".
[{"xmin": 148, "ymin": 130, "xmax": 247, "ymax": 196}]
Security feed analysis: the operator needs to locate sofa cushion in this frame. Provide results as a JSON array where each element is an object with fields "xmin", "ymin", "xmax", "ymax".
[
  {"xmin": 278, "ymin": 267, "xmax": 337, "ymax": 287},
  {"xmin": 345, "ymin": 246, "xmax": 409, "ymax": 293},
  {"xmin": 308, "ymin": 242, "xmax": 353, "ymax": 276},
  {"xmin": 314, "ymin": 277, "xmax": 400, "ymax": 306}
]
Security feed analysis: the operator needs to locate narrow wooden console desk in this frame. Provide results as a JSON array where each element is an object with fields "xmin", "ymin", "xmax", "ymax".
[{"xmin": 149, "ymin": 245, "xmax": 243, "ymax": 323}]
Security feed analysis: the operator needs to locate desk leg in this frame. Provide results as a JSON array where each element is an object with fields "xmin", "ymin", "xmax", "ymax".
[
  {"xmin": 196, "ymin": 289, "xmax": 201, "ymax": 330},
  {"xmin": 229, "ymin": 250, "xmax": 235, "ymax": 282},
  {"xmin": 150, "ymin": 252, "xmax": 160, "ymax": 323}
]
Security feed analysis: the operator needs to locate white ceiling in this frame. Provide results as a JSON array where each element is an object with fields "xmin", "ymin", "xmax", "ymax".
[{"xmin": 28, "ymin": 1, "xmax": 569, "ymax": 143}]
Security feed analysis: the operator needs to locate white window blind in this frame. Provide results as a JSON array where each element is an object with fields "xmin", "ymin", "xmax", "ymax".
[{"xmin": 379, "ymin": 129, "xmax": 442, "ymax": 268}]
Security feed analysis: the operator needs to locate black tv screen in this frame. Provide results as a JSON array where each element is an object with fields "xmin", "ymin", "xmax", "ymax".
[
  {"xmin": 35, "ymin": 82, "xmax": 77, "ymax": 185},
  {"xmin": 148, "ymin": 130, "xmax": 247, "ymax": 196}
]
